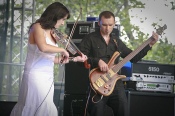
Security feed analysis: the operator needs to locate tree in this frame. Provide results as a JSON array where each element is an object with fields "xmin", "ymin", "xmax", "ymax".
[{"xmin": 35, "ymin": 0, "xmax": 175, "ymax": 64}]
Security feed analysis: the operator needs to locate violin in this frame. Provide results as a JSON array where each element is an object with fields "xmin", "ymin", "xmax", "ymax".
[
  {"xmin": 50, "ymin": 7, "xmax": 90, "ymax": 69},
  {"xmin": 50, "ymin": 28, "xmax": 90, "ymax": 69}
]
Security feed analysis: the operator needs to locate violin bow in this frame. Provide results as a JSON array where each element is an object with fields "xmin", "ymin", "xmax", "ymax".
[{"xmin": 65, "ymin": 7, "xmax": 82, "ymax": 49}]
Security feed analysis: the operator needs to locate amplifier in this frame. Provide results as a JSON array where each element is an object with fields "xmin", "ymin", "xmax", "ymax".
[
  {"xmin": 64, "ymin": 94, "xmax": 114, "ymax": 116},
  {"xmin": 66, "ymin": 21, "xmax": 95, "ymax": 41},
  {"xmin": 64, "ymin": 94, "xmax": 87, "ymax": 116},
  {"xmin": 122, "ymin": 62, "xmax": 175, "ymax": 83},
  {"xmin": 130, "ymin": 73, "xmax": 174, "ymax": 83},
  {"xmin": 136, "ymin": 81, "xmax": 173, "ymax": 93},
  {"xmin": 127, "ymin": 91, "xmax": 175, "ymax": 116},
  {"xmin": 65, "ymin": 21, "xmax": 120, "ymax": 43}
]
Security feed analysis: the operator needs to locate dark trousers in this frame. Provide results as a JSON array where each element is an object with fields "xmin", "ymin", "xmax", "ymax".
[{"xmin": 88, "ymin": 80, "xmax": 128, "ymax": 116}]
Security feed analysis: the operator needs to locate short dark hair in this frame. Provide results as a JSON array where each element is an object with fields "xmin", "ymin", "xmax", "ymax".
[
  {"xmin": 99, "ymin": 11, "xmax": 115, "ymax": 21},
  {"xmin": 32, "ymin": 2, "xmax": 70, "ymax": 29}
]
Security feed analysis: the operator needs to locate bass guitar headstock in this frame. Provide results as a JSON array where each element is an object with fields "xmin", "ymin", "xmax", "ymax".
[{"xmin": 156, "ymin": 24, "xmax": 167, "ymax": 36}]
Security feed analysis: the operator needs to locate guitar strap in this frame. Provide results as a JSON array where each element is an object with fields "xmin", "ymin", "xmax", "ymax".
[
  {"xmin": 113, "ymin": 38, "xmax": 118, "ymax": 48},
  {"xmin": 112, "ymin": 36, "xmax": 121, "ymax": 63}
]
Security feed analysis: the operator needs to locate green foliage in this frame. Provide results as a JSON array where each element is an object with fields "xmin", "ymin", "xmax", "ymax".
[
  {"xmin": 126, "ymin": 34, "xmax": 175, "ymax": 64},
  {"xmin": 144, "ymin": 38, "xmax": 175, "ymax": 64},
  {"xmin": 33, "ymin": 0, "xmax": 175, "ymax": 66}
]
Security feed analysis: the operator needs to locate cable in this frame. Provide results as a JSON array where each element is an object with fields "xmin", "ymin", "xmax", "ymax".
[
  {"xmin": 70, "ymin": 100, "xmax": 75, "ymax": 116},
  {"xmin": 34, "ymin": 81, "xmax": 54, "ymax": 116},
  {"xmin": 34, "ymin": 64, "xmax": 65, "ymax": 116},
  {"xmin": 90, "ymin": 84, "xmax": 103, "ymax": 103},
  {"xmin": 84, "ymin": 86, "xmax": 91, "ymax": 116}
]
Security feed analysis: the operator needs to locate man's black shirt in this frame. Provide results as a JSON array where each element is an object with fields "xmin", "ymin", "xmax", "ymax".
[{"xmin": 79, "ymin": 29, "xmax": 151, "ymax": 69}]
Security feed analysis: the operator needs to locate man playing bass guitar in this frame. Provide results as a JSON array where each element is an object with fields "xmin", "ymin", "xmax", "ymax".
[{"xmin": 79, "ymin": 11, "xmax": 159, "ymax": 116}]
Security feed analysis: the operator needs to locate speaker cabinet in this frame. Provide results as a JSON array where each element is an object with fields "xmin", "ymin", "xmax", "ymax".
[
  {"xmin": 64, "ymin": 94, "xmax": 87, "ymax": 116},
  {"xmin": 63, "ymin": 94, "xmax": 114, "ymax": 116},
  {"xmin": 65, "ymin": 62, "xmax": 90, "ymax": 94},
  {"xmin": 127, "ymin": 91, "xmax": 175, "ymax": 116},
  {"xmin": 0, "ymin": 101, "xmax": 16, "ymax": 116},
  {"xmin": 54, "ymin": 82, "xmax": 65, "ymax": 116}
]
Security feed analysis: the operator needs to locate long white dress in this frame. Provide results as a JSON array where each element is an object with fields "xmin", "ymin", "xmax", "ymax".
[{"xmin": 10, "ymin": 31, "xmax": 58, "ymax": 116}]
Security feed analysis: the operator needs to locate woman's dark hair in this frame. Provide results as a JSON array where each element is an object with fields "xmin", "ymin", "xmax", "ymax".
[
  {"xmin": 30, "ymin": 2, "xmax": 70, "ymax": 29},
  {"xmin": 99, "ymin": 11, "xmax": 115, "ymax": 21}
]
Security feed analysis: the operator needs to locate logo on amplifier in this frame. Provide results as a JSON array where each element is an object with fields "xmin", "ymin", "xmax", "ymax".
[{"xmin": 148, "ymin": 66, "xmax": 159, "ymax": 72}]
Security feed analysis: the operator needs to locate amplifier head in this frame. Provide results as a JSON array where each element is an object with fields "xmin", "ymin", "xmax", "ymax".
[
  {"xmin": 66, "ymin": 21, "xmax": 94, "ymax": 39},
  {"xmin": 132, "ymin": 63, "xmax": 175, "ymax": 76},
  {"xmin": 121, "ymin": 62, "xmax": 175, "ymax": 77},
  {"xmin": 66, "ymin": 21, "xmax": 120, "ymax": 40}
]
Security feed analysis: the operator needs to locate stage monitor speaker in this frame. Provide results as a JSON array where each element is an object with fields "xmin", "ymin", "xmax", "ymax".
[
  {"xmin": 0, "ymin": 101, "xmax": 16, "ymax": 116},
  {"xmin": 64, "ymin": 94, "xmax": 87, "ymax": 116},
  {"xmin": 65, "ymin": 62, "xmax": 90, "ymax": 94},
  {"xmin": 64, "ymin": 94, "xmax": 114, "ymax": 116},
  {"xmin": 54, "ymin": 82, "xmax": 65, "ymax": 116},
  {"xmin": 127, "ymin": 91, "xmax": 175, "ymax": 116}
]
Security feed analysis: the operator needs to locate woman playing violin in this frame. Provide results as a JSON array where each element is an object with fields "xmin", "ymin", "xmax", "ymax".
[{"xmin": 10, "ymin": 2, "xmax": 87, "ymax": 116}]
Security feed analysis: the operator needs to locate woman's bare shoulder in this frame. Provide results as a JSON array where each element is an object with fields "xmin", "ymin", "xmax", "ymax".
[{"xmin": 31, "ymin": 23, "xmax": 42, "ymax": 30}]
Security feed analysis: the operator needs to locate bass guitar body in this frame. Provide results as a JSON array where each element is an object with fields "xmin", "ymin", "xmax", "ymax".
[{"xmin": 89, "ymin": 51, "xmax": 126, "ymax": 96}]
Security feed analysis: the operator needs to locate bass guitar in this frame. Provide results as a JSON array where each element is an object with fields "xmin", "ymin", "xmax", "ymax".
[{"xmin": 89, "ymin": 24, "xmax": 167, "ymax": 96}]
